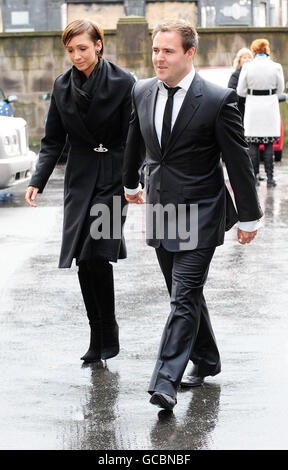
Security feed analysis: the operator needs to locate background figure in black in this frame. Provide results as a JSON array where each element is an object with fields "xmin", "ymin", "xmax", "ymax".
[
  {"xmin": 25, "ymin": 19, "xmax": 135, "ymax": 363},
  {"xmin": 228, "ymin": 48, "xmax": 253, "ymax": 120},
  {"xmin": 237, "ymin": 38, "xmax": 284, "ymax": 187}
]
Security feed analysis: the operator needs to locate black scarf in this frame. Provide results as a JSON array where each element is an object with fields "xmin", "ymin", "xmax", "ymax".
[{"xmin": 70, "ymin": 57, "xmax": 103, "ymax": 120}]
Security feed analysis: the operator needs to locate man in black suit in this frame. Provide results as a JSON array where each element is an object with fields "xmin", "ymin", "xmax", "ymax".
[{"xmin": 123, "ymin": 20, "xmax": 262, "ymax": 411}]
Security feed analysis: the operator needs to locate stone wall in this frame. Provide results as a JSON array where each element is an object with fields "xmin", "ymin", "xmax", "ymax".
[
  {"xmin": 1, "ymin": 21, "xmax": 288, "ymax": 143},
  {"xmin": 195, "ymin": 27, "xmax": 288, "ymax": 143},
  {"xmin": 0, "ymin": 31, "xmax": 66, "ymax": 139},
  {"xmin": 0, "ymin": 29, "xmax": 117, "ymax": 140},
  {"xmin": 146, "ymin": 2, "xmax": 197, "ymax": 29},
  {"xmin": 67, "ymin": 3, "xmax": 125, "ymax": 30},
  {"xmin": 194, "ymin": 27, "xmax": 288, "ymax": 75},
  {"xmin": 66, "ymin": 1, "xmax": 197, "ymax": 30},
  {"xmin": 0, "ymin": 0, "xmax": 63, "ymax": 33}
]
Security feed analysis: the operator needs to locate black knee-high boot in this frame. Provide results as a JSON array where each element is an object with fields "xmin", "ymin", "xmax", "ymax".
[
  {"xmin": 78, "ymin": 259, "xmax": 119, "ymax": 361},
  {"xmin": 88, "ymin": 260, "xmax": 119, "ymax": 360},
  {"xmin": 78, "ymin": 263, "xmax": 102, "ymax": 363}
]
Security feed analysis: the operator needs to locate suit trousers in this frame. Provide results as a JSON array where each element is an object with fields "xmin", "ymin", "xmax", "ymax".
[{"xmin": 148, "ymin": 245, "xmax": 221, "ymax": 398}]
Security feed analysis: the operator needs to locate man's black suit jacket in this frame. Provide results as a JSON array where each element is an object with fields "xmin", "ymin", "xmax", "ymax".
[{"xmin": 123, "ymin": 72, "xmax": 263, "ymax": 251}]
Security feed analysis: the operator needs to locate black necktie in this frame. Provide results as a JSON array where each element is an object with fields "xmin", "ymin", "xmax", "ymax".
[{"xmin": 161, "ymin": 84, "xmax": 180, "ymax": 153}]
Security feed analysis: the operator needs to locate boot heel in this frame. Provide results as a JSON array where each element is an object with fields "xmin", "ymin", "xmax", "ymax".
[
  {"xmin": 81, "ymin": 325, "xmax": 102, "ymax": 363},
  {"xmin": 101, "ymin": 324, "xmax": 119, "ymax": 360}
]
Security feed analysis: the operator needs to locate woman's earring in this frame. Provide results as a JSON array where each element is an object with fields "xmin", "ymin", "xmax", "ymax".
[{"xmin": 96, "ymin": 50, "xmax": 100, "ymax": 55}]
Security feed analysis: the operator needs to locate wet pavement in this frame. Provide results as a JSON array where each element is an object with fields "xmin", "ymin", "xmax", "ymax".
[{"xmin": 0, "ymin": 158, "xmax": 288, "ymax": 450}]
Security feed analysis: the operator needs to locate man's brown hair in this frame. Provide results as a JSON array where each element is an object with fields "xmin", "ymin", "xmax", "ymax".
[
  {"xmin": 62, "ymin": 19, "xmax": 104, "ymax": 57},
  {"xmin": 152, "ymin": 19, "xmax": 199, "ymax": 53}
]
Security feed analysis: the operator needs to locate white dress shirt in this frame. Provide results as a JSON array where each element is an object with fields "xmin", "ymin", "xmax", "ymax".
[
  {"xmin": 124, "ymin": 68, "xmax": 195, "ymax": 196},
  {"xmin": 154, "ymin": 68, "xmax": 195, "ymax": 145},
  {"xmin": 124, "ymin": 68, "xmax": 259, "ymax": 232}
]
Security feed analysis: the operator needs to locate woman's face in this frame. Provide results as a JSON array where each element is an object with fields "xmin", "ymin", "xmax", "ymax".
[
  {"xmin": 239, "ymin": 53, "xmax": 252, "ymax": 66},
  {"xmin": 66, "ymin": 32, "xmax": 102, "ymax": 77}
]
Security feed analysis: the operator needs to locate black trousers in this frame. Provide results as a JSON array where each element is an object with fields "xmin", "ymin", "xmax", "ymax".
[
  {"xmin": 148, "ymin": 245, "xmax": 221, "ymax": 398},
  {"xmin": 77, "ymin": 258, "xmax": 116, "ymax": 328}
]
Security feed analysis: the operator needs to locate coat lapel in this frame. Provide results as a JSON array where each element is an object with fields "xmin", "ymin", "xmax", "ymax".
[
  {"xmin": 145, "ymin": 81, "xmax": 162, "ymax": 159},
  {"xmin": 69, "ymin": 97, "xmax": 97, "ymax": 147},
  {"xmin": 163, "ymin": 72, "xmax": 203, "ymax": 158},
  {"xmin": 59, "ymin": 79, "xmax": 98, "ymax": 147}
]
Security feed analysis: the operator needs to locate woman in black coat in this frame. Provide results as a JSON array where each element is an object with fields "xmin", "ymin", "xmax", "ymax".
[
  {"xmin": 228, "ymin": 47, "xmax": 253, "ymax": 119},
  {"xmin": 25, "ymin": 19, "xmax": 135, "ymax": 363}
]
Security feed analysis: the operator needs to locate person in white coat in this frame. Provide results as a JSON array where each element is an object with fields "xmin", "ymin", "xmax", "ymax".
[{"xmin": 237, "ymin": 38, "xmax": 284, "ymax": 187}]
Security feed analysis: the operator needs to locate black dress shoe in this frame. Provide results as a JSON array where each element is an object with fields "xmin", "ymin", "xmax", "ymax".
[
  {"xmin": 150, "ymin": 392, "xmax": 177, "ymax": 411},
  {"xmin": 180, "ymin": 375, "xmax": 205, "ymax": 387},
  {"xmin": 267, "ymin": 179, "xmax": 277, "ymax": 187}
]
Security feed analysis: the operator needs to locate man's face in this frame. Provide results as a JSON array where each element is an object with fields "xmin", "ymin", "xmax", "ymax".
[{"xmin": 152, "ymin": 31, "xmax": 195, "ymax": 87}]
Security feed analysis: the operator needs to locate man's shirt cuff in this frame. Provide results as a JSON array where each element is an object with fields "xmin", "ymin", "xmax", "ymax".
[
  {"xmin": 124, "ymin": 184, "xmax": 141, "ymax": 195},
  {"xmin": 237, "ymin": 220, "xmax": 261, "ymax": 231}
]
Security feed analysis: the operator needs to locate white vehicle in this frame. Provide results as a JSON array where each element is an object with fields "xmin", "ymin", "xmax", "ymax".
[
  {"xmin": 197, "ymin": 66, "xmax": 234, "ymax": 87},
  {"xmin": 0, "ymin": 116, "xmax": 37, "ymax": 189}
]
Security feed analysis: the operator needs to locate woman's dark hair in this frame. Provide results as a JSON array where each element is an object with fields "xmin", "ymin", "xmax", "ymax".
[{"xmin": 62, "ymin": 19, "xmax": 104, "ymax": 56}]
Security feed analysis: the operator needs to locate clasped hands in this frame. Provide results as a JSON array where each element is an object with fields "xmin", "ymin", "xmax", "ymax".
[
  {"xmin": 125, "ymin": 189, "xmax": 257, "ymax": 245},
  {"xmin": 124, "ymin": 188, "xmax": 145, "ymax": 204}
]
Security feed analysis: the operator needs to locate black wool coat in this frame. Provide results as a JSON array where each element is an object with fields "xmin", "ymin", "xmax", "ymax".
[{"xmin": 30, "ymin": 59, "xmax": 135, "ymax": 268}]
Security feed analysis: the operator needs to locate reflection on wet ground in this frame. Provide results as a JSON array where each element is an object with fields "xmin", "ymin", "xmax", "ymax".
[{"xmin": 0, "ymin": 159, "xmax": 288, "ymax": 450}]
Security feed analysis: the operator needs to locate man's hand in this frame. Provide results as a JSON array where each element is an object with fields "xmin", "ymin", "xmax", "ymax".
[
  {"xmin": 237, "ymin": 228, "xmax": 257, "ymax": 244},
  {"xmin": 124, "ymin": 189, "xmax": 145, "ymax": 204},
  {"xmin": 25, "ymin": 186, "xmax": 39, "ymax": 207}
]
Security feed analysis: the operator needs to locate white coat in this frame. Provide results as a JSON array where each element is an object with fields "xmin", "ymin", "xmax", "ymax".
[{"xmin": 237, "ymin": 55, "xmax": 284, "ymax": 137}]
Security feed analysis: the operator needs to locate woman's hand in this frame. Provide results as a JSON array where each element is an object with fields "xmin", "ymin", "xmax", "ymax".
[{"xmin": 25, "ymin": 186, "xmax": 39, "ymax": 207}]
